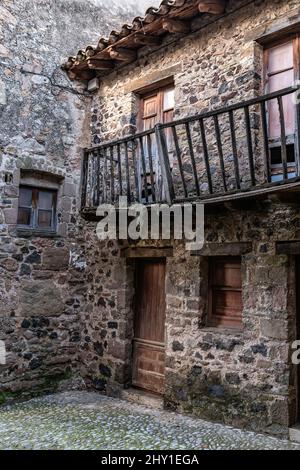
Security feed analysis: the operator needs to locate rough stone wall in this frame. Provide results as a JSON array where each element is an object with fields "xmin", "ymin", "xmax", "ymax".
[
  {"xmin": 79, "ymin": 0, "xmax": 300, "ymax": 437},
  {"xmin": 81, "ymin": 198, "xmax": 299, "ymax": 437},
  {"xmin": 0, "ymin": 0, "xmax": 155, "ymax": 401}
]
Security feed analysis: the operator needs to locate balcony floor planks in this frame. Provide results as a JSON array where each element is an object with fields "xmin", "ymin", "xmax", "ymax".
[{"xmin": 80, "ymin": 178, "xmax": 300, "ymax": 220}]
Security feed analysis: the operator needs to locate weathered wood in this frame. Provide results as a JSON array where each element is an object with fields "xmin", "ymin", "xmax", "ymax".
[
  {"xmin": 133, "ymin": 34, "xmax": 161, "ymax": 47},
  {"xmin": 199, "ymin": 118, "xmax": 213, "ymax": 194},
  {"xmin": 171, "ymin": 125, "xmax": 188, "ymax": 198},
  {"xmin": 124, "ymin": 142, "xmax": 131, "ymax": 201},
  {"xmin": 229, "ymin": 110, "xmax": 241, "ymax": 190},
  {"xmin": 87, "ymin": 59, "xmax": 115, "ymax": 70},
  {"xmin": 109, "ymin": 47, "xmax": 137, "ymax": 62},
  {"xmin": 110, "ymin": 146, "xmax": 115, "ymax": 203},
  {"xmin": 191, "ymin": 242, "xmax": 252, "ymax": 256},
  {"xmin": 103, "ymin": 148, "xmax": 108, "ymax": 204},
  {"xmin": 131, "ymin": 139, "xmax": 140, "ymax": 202},
  {"xmin": 117, "ymin": 143, "xmax": 123, "ymax": 197},
  {"xmin": 244, "ymin": 106, "xmax": 256, "ymax": 186},
  {"xmin": 277, "ymin": 95, "xmax": 288, "ymax": 180},
  {"xmin": 260, "ymin": 101, "xmax": 271, "ymax": 183},
  {"xmin": 185, "ymin": 122, "xmax": 200, "ymax": 196},
  {"xmin": 155, "ymin": 123, "xmax": 175, "ymax": 204},
  {"xmin": 133, "ymin": 259, "xmax": 166, "ymax": 395},
  {"xmin": 95, "ymin": 149, "xmax": 101, "ymax": 207},
  {"xmin": 198, "ymin": 0, "xmax": 226, "ymax": 14},
  {"xmin": 276, "ymin": 241, "xmax": 300, "ymax": 255},
  {"xmin": 162, "ymin": 18, "xmax": 190, "ymax": 34},
  {"xmin": 146, "ymin": 134, "xmax": 157, "ymax": 202},
  {"xmin": 213, "ymin": 114, "xmax": 227, "ymax": 192},
  {"xmin": 139, "ymin": 136, "xmax": 150, "ymax": 204},
  {"xmin": 81, "ymin": 151, "xmax": 89, "ymax": 210}
]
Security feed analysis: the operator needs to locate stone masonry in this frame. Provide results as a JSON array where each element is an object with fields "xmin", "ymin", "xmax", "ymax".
[
  {"xmin": 0, "ymin": 0, "xmax": 156, "ymax": 401},
  {"xmin": 1, "ymin": 0, "xmax": 300, "ymax": 440},
  {"xmin": 79, "ymin": 0, "xmax": 300, "ymax": 438}
]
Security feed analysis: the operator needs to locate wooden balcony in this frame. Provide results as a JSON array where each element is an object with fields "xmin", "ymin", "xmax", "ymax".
[{"xmin": 81, "ymin": 86, "xmax": 300, "ymax": 217}]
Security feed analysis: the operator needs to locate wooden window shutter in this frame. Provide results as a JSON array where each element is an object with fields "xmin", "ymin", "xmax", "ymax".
[{"xmin": 208, "ymin": 258, "xmax": 243, "ymax": 329}]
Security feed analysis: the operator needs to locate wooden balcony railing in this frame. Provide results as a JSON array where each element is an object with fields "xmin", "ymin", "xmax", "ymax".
[{"xmin": 81, "ymin": 86, "xmax": 300, "ymax": 213}]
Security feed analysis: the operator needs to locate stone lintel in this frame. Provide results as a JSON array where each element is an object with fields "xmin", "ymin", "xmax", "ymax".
[
  {"xmin": 191, "ymin": 242, "xmax": 252, "ymax": 257},
  {"xmin": 248, "ymin": 7, "xmax": 300, "ymax": 44}
]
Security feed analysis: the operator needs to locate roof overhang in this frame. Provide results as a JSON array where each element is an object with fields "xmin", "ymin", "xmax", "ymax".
[{"xmin": 62, "ymin": 0, "xmax": 227, "ymax": 82}]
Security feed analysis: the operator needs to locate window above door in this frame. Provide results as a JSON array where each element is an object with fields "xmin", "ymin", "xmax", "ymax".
[{"xmin": 138, "ymin": 83, "xmax": 175, "ymax": 132}]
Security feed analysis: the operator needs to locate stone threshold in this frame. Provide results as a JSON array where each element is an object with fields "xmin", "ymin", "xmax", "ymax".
[
  {"xmin": 289, "ymin": 424, "xmax": 300, "ymax": 443},
  {"xmin": 121, "ymin": 388, "xmax": 164, "ymax": 410}
]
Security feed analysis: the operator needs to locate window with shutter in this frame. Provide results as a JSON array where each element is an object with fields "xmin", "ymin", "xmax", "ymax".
[
  {"xmin": 18, "ymin": 186, "xmax": 57, "ymax": 231},
  {"xmin": 208, "ymin": 258, "xmax": 243, "ymax": 329},
  {"xmin": 264, "ymin": 36, "xmax": 300, "ymax": 181}
]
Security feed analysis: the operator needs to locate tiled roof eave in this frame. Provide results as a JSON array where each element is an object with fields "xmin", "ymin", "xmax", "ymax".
[{"xmin": 62, "ymin": 0, "xmax": 227, "ymax": 82}]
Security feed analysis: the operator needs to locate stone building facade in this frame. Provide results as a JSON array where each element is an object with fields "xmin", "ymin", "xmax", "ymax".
[
  {"xmin": 1, "ymin": 0, "xmax": 300, "ymax": 440},
  {"xmin": 0, "ymin": 0, "xmax": 154, "ymax": 401},
  {"xmin": 76, "ymin": 0, "xmax": 300, "ymax": 438}
]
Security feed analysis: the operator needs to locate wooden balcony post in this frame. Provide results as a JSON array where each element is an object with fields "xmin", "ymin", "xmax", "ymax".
[
  {"xmin": 155, "ymin": 123, "xmax": 175, "ymax": 204},
  {"xmin": 81, "ymin": 150, "xmax": 89, "ymax": 211}
]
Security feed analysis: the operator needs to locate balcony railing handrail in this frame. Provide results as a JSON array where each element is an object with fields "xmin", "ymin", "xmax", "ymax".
[{"xmin": 85, "ymin": 85, "xmax": 299, "ymax": 153}]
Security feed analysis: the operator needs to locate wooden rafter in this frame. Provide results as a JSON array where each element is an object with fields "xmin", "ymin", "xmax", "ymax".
[
  {"xmin": 133, "ymin": 33, "xmax": 162, "ymax": 46},
  {"xmin": 109, "ymin": 47, "xmax": 137, "ymax": 62},
  {"xmin": 87, "ymin": 59, "xmax": 115, "ymax": 70},
  {"xmin": 198, "ymin": 0, "xmax": 226, "ymax": 14},
  {"xmin": 162, "ymin": 18, "xmax": 191, "ymax": 34}
]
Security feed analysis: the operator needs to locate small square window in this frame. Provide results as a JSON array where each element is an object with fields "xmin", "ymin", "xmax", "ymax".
[
  {"xmin": 18, "ymin": 186, "xmax": 57, "ymax": 231},
  {"xmin": 208, "ymin": 257, "xmax": 243, "ymax": 330}
]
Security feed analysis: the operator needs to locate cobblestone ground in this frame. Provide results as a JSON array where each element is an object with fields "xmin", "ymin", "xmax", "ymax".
[{"xmin": 0, "ymin": 391, "xmax": 300, "ymax": 450}]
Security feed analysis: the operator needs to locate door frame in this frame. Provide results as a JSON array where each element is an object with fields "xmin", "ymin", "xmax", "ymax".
[{"xmin": 295, "ymin": 256, "xmax": 300, "ymax": 423}]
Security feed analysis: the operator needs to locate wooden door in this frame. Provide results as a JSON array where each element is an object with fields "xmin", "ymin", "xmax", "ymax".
[
  {"xmin": 296, "ymin": 257, "xmax": 300, "ymax": 422},
  {"xmin": 132, "ymin": 259, "xmax": 166, "ymax": 395}
]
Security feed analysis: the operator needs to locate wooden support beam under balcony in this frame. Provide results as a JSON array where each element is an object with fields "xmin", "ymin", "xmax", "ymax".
[
  {"xmin": 133, "ymin": 34, "xmax": 162, "ymax": 47},
  {"xmin": 109, "ymin": 47, "xmax": 137, "ymax": 62},
  {"xmin": 198, "ymin": 0, "xmax": 226, "ymax": 14},
  {"xmin": 162, "ymin": 18, "xmax": 191, "ymax": 34}
]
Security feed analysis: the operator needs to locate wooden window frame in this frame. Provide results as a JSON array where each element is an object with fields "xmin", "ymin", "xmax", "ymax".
[
  {"xmin": 207, "ymin": 257, "xmax": 243, "ymax": 330},
  {"xmin": 137, "ymin": 82, "xmax": 175, "ymax": 132},
  {"xmin": 17, "ymin": 185, "xmax": 57, "ymax": 232},
  {"xmin": 263, "ymin": 34, "xmax": 300, "ymax": 178}
]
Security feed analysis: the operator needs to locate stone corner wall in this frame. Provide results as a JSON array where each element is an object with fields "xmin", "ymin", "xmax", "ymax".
[{"xmin": 0, "ymin": 0, "xmax": 154, "ymax": 402}]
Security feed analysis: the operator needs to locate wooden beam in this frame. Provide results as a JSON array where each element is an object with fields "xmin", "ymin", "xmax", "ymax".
[
  {"xmin": 162, "ymin": 18, "xmax": 190, "ymax": 34},
  {"xmin": 109, "ymin": 47, "xmax": 137, "ymax": 62},
  {"xmin": 87, "ymin": 59, "xmax": 115, "ymax": 70},
  {"xmin": 133, "ymin": 34, "xmax": 162, "ymax": 47},
  {"xmin": 198, "ymin": 0, "xmax": 226, "ymax": 14},
  {"xmin": 276, "ymin": 241, "xmax": 300, "ymax": 255}
]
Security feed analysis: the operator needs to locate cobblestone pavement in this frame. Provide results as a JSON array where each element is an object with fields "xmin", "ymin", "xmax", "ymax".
[{"xmin": 0, "ymin": 391, "xmax": 300, "ymax": 450}]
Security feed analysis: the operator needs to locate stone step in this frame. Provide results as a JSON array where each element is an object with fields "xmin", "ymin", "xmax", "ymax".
[
  {"xmin": 289, "ymin": 424, "xmax": 300, "ymax": 443},
  {"xmin": 121, "ymin": 388, "xmax": 164, "ymax": 410}
]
